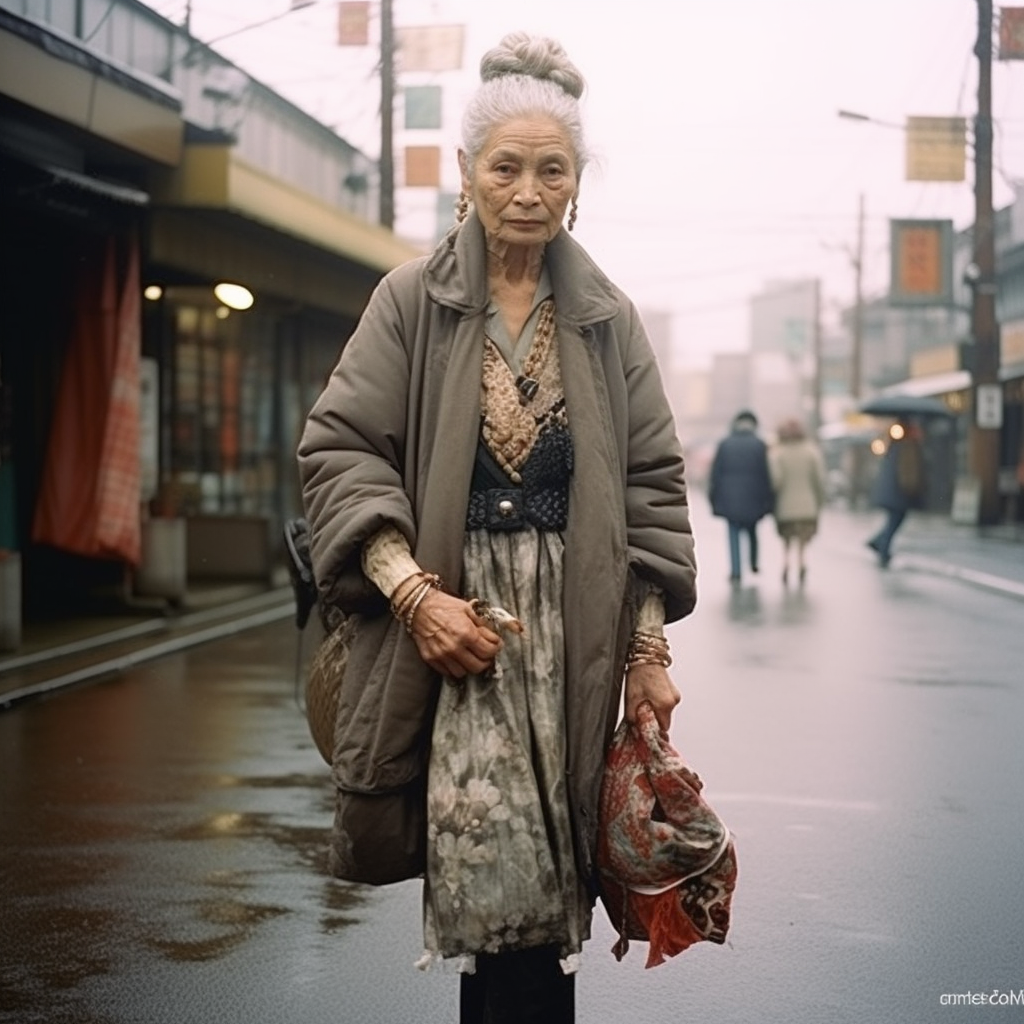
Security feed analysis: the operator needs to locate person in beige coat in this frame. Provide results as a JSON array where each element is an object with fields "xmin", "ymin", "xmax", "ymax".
[{"xmin": 768, "ymin": 418, "xmax": 827, "ymax": 586}]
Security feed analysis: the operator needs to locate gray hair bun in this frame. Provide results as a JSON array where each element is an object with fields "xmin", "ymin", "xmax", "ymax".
[{"xmin": 479, "ymin": 32, "xmax": 586, "ymax": 100}]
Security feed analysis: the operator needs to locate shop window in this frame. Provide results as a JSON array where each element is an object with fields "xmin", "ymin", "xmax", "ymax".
[{"xmin": 166, "ymin": 300, "xmax": 278, "ymax": 518}]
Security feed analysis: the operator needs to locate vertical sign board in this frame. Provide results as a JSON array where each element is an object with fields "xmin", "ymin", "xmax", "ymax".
[
  {"xmin": 404, "ymin": 145, "xmax": 441, "ymax": 187},
  {"xmin": 975, "ymin": 382, "xmax": 1004, "ymax": 429},
  {"xmin": 889, "ymin": 219, "xmax": 954, "ymax": 307},
  {"xmin": 998, "ymin": 7, "xmax": 1024, "ymax": 59},
  {"xmin": 905, "ymin": 116, "xmax": 967, "ymax": 182},
  {"xmin": 337, "ymin": 2, "xmax": 370, "ymax": 45}
]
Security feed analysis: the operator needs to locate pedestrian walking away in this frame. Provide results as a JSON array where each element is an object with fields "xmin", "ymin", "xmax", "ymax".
[
  {"xmin": 708, "ymin": 409, "xmax": 774, "ymax": 584},
  {"xmin": 768, "ymin": 417, "xmax": 826, "ymax": 587},
  {"xmin": 866, "ymin": 419, "xmax": 926, "ymax": 568},
  {"xmin": 297, "ymin": 31, "xmax": 698, "ymax": 1024}
]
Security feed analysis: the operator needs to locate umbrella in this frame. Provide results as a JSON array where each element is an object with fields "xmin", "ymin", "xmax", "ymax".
[{"xmin": 858, "ymin": 394, "xmax": 955, "ymax": 418}]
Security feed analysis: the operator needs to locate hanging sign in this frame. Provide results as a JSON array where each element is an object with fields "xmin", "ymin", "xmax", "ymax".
[
  {"xmin": 905, "ymin": 116, "xmax": 967, "ymax": 182},
  {"xmin": 405, "ymin": 85, "xmax": 442, "ymax": 130},
  {"xmin": 396, "ymin": 25, "xmax": 465, "ymax": 72},
  {"xmin": 889, "ymin": 219, "xmax": 954, "ymax": 306},
  {"xmin": 999, "ymin": 7, "xmax": 1024, "ymax": 59},
  {"xmin": 404, "ymin": 145, "xmax": 441, "ymax": 187},
  {"xmin": 337, "ymin": 1, "xmax": 370, "ymax": 45}
]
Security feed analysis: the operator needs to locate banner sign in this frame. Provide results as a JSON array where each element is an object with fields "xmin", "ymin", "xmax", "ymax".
[
  {"xmin": 337, "ymin": 1, "xmax": 370, "ymax": 46},
  {"xmin": 405, "ymin": 85, "xmax": 442, "ymax": 130},
  {"xmin": 404, "ymin": 145, "xmax": 441, "ymax": 187},
  {"xmin": 396, "ymin": 25, "xmax": 465, "ymax": 72},
  {"xmin": 905, "ymin": 116, "xmax": 967, "ymax": 182},
  {"xmin": 889, "ymin": 219, "xmax": 954, "ymax": 306},
  {"xmin": 999, "ymin": 7, "xmax": 1024, "ymax": 59}
]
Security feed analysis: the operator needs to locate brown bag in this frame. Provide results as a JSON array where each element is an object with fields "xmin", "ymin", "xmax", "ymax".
[
  {"xmin": 305, "ymin": 615, "xmax": 357, "ymax": 765},
  {"xmin": 305, "ymin": 614, "xmax": 427, "ymax": 885}
]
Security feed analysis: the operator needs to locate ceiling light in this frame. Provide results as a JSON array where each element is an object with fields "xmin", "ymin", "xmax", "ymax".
[{"xmin": 213, "ymin": 282, "xmax": 254, "ymax": 311}]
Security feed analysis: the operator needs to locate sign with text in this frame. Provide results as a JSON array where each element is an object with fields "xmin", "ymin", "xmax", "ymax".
[
  {"xmin": 975, "ymin": 383, "xmax": 1004, "ymax": 429},
  {"xmin": 404, "ymin": 145, "xmax": 441, "ymax": 187},
  {"xmin": 889, "ymin": 219, "xmax": 954, "ymax": 306},
  {"xmin": 905, "ymin": 116, "xmax": 967, "ymax": 181},
  {"xmin": 999, "ymin": 7, "xmax": 1024, "ymax": 59},
  {"xmin": 337, "ymin": 2, "xmax": 370, "ymax": 46},
  {"xmin": 396, "ymin": 25, "xmax": 464, "ymax": 72},
  {"xmin": 404, "ymin": 85, "xmax": 442, "ymax": 130}
]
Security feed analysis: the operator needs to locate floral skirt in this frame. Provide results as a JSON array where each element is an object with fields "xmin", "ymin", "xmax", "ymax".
[{"xmin": 422, "ymin": 528, "xmax": 590, "ymax": 967}]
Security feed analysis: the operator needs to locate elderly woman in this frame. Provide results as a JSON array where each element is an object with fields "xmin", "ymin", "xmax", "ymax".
[{"xmin": 298, "ymin": 31, "xmax": 697, "ymax": 1022}]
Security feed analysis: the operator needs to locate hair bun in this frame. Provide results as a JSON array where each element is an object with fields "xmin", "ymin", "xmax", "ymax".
[{"xmin": 479, "ymin": 32, "xmax": 585, "ymax": 100}]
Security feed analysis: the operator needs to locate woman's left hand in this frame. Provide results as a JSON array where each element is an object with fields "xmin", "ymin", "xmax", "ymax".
[{"xmin": 624, "ymin": 663, "xmax": 680, "ymax": 733}]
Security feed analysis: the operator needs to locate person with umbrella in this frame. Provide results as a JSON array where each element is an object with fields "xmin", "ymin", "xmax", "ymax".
[{"xmin": 866, "ymin": 418, "xmax": 926, "ymax": 567}]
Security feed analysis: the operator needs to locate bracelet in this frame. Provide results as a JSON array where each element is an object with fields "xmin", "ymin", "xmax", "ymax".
[
  {"xmin": 626, "ymin": 630, "xmax": 672, "ymax": 669},
  {"xmin": 389, "ymin": 572, "xmax": 444, "ymax": 635},
  {"xmin": 389, "ymin": 572, "xmax": 425, "ymax": 619},
  {"xmin": 390, "ymin": 571, "xmax": 442, "ymax": 621}
]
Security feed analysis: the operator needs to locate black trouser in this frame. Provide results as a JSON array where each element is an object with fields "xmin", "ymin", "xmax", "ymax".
[{"xmin": 459, "ymin": 945, "xmax": 575, "ymax": 1024}]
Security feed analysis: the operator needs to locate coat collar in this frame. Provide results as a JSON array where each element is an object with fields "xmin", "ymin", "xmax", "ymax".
[{"xmin": 423, "ymin": 210, "xmax": 622, "ymax": 328}]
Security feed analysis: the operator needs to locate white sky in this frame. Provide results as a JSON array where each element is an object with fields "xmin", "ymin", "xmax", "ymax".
[{"xmin": 152, "ymin": 1, "xmax": 1024, "ymax": 368}]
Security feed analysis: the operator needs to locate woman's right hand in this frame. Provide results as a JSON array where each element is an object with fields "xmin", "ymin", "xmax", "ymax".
[{"xmin": 408, "ymin": 590, "xmax": 502, "ymax": 679}]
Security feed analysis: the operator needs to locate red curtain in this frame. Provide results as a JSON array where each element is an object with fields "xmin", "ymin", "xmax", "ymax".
[{"xmin": 32, "ymin": 235, "xmax": 142, "ymax": 565}]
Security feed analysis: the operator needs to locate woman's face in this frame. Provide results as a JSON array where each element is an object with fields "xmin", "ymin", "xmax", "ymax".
[{"xmin": 461, "ymin": 116, "xmax": 578, "ymax": 247}]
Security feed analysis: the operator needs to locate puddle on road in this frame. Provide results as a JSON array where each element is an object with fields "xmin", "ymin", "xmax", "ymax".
[{"xmin": 146, "ymin": 898, "xmax": 289, "ymax": 962}]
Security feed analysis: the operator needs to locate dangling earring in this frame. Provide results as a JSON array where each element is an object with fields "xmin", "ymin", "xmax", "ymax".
[
  {"xmin": 455, "ymin": 191, "xmax": 470, "ymax": 224},
  {"xmin": 567, "ymin": 196, "xmax": 578, "ymax": 232}
]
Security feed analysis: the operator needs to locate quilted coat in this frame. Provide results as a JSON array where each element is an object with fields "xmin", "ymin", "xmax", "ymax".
[{"xmin": 297, "ymin": 212, "xmax": 698, "ymax": 888}]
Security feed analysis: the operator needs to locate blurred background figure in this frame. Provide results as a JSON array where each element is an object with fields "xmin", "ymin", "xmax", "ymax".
[
  {"xmin": 768, "ymin": 418, "xmax": 827, "ymax": 587},
  {"xmin": 866, "ymin": 419, "xmax": 926, "ymax": 567},
  {"xmin": 709, "ymin": 410, "xmax": 774, "ymax": 584}
]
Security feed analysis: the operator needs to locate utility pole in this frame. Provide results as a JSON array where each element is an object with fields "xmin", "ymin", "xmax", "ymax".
[
  {"xmin": 970, "ymin": 0, "xmax": 1002, "ymax": 524},
  {"xmin": 812, "ymin": 278, "xmax": 822, "ymax": 435},
  {"xmin": 379, "ymin": 0, "xmax": 395, "ymax": 229},
  {"xmin": 851, "ymin": 192, "xmax": 865, "ymax": 400},
  {"xmin": 849, "ymin": 192, "xmax": 866, "ymax": 507}
]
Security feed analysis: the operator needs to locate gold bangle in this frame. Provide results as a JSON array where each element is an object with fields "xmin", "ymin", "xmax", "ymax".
[
  {"xmin": 626, "ymin": 631, "xmax": 671, "ymax": 669},
  {"xmin": 401, "ymin": 575, "xmax": 443, "ymax": 635},
  {"xmin": 390, "ymin": 571, "xmax": 442, "ymax": 621}
]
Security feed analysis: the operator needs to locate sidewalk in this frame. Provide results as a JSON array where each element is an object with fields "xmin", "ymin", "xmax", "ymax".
[
  {"xmin": 1, "ymin": 507, "xmax": 1021, "ymax": 709},
  {"xmin": 0, "ymin": 580, "xmax": 296, "ymax": 709},
  {"xmin": 819, "ymin": 502, "xmax": 1024, "ymax": 602}
]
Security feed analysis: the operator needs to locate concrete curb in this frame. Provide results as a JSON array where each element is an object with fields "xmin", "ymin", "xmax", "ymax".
[
  {"xmin": 899, "ymin": 555, "xmax": 1024, "ymax": 603},
  {"xmin": 0, "ymin": 600, "xmax": 294, "ymax": 710}
]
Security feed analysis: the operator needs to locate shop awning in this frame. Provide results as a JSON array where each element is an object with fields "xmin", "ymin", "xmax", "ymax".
[{"xmin": 154, "ymin": 144, "xmax": 422, "ymax": 275}]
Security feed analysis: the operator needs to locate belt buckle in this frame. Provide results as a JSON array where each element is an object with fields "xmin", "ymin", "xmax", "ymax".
[{"xmin": 485, "ymin": 488, "xmax": 524, "ymax": 531}]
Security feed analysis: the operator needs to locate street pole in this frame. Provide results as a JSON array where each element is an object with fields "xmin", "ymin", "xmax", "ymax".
[
  {"xmin": 849, "ymin": 192, "xmax": 866, "ymax": 507},
  {"xmin": 379, "ymin": 0, "xmax": 395, "ymax": 229},
  {"xmin": 970, "ymin": 0, "xmax": 1002, "ymax": 524},
  {"xmin": 812, "ymin": 277, "xmax": 822, "ymax": 434},
  {"xmin": 852, "ymin": 191, "xmax": 864, "ymax": 401}
]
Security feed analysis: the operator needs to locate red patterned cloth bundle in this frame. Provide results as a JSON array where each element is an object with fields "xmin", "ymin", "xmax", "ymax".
[{"xmin": 597, "ymin": 701, "xmax": 738, "ymax": 968}]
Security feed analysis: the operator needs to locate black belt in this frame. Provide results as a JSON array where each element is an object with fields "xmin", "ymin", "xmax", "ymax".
[{"xmin": 466, "ymin": 436, "xmax": 571, "ymax": 532}]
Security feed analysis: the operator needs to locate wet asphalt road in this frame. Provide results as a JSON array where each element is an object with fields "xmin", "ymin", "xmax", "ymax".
[{"xmin": 2, "ymin": 494, "xmax": 1023, "ymax": 1024}]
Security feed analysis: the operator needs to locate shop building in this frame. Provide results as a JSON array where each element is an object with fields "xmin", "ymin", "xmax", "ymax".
[{"xmin": 0, "ymin": 1, "xmax": 421, "ymax": 646}]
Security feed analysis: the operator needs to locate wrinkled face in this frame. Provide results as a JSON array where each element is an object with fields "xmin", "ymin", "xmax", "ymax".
[{"xmin": 461, "ymin": 116, "xmax": 578, "ymax": 246}]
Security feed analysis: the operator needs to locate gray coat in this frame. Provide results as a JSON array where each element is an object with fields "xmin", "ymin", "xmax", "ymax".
[{"xmin": 297, "ymin": 213, "xmax": 697, "ymax": 886}]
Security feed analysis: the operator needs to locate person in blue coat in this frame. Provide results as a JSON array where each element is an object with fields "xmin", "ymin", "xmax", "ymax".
[
  {"xmin": 866, "ymin": 419, "xmax": 925, "ymax": 567},
  {"xmin": 709, "ymin": 410, "xmax": 775, "ymax": 583}
]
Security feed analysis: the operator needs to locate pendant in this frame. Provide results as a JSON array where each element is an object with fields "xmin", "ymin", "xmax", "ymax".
[{"xmin": 515, "ymin": 375, "xmax": 539, "ymax": 403}]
